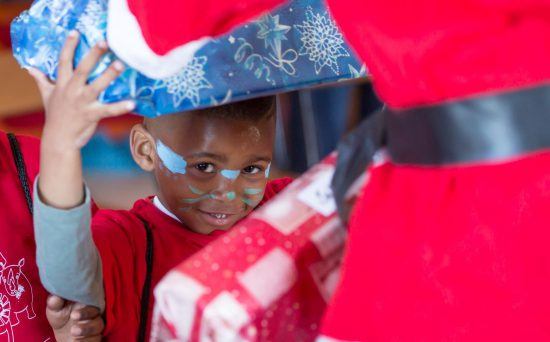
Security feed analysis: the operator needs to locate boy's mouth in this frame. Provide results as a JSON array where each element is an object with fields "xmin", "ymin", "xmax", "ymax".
[{"xmin": 197, "ymin": 209, "xmax": 238, "ymax": 227}]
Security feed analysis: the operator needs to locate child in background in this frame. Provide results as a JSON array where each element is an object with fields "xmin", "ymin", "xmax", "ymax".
[
  {"xmin": 30, "ymin": 33, "xmax": 291, "ymax": 341},
  {"xmin": 0, "ymin": 131, "xmax": 104, "ymax": 340}
]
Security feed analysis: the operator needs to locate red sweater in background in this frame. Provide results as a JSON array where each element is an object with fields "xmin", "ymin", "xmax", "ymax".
[{"xmin": 0, "ymin": 132, "xmax": 53, "ymax": 341}]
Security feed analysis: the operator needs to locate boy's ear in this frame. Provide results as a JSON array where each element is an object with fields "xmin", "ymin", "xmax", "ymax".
[{"xmin": 130, "ymin": 123, "xmax": 156, "ymax": 172}]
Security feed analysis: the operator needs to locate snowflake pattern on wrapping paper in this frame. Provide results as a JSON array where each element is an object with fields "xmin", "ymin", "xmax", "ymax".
[
  {"xmin": 339, "ymin": 63, "xmax": 368, "ymax": 81},
  {"xmin": 161, "ymin": 56, "xmax": 213, "ymax": 108},
  {"xmin": 257, "ymin": 14, "xmax": 291, "ymax": 53},
  {"xmin": 255, "ymin": 13, "xmax": 298, "ymax": 76},
  {"xmin": 75, "ymin": 0, "xmax": 106, "ymax": 42},
  {"xmin": 12, "ymin": 0, "xmax": 364, "ymax": 117},
  {"xmin": 295, "ymin": 7, "xmax": 350, "ymax": 75},
  {"xmin": 29, "ymin": 0, "xmax": 73, "ymax": 24},
  {"xmin": 29, "ymin": 45, "xmax": 58, "ymax": 78}
]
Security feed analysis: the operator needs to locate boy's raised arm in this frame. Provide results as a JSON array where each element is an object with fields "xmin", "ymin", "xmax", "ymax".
[
  {"xmin": 30, "ymin": 32, "xmax": 135, "ymax": 310},
  {"xmin": 36, "ymin": 32, "xmax": 133, "ymax": 208}
]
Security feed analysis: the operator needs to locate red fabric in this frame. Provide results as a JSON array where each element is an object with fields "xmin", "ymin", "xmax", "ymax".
[
  {"xmin": 116, "ymin": 1, "xmax": 550, "ymax": 340},
  {"xmin": 0, "ymin": 132, "xmax": 54, "ymax": 341},
  {"xmin": 321, "ymin": 151, "xmax": 550, "ymax": 341},
  {"xmin": 128, "ymin": 0, "xmax": 285, "ymax": 55},
  {"xmin": 92, "ymin": 178, "xmax": 291, "ymax": 341},
  {"xmin": 326, "ymin": 0, "xmax": 550, "ymax": 108}
]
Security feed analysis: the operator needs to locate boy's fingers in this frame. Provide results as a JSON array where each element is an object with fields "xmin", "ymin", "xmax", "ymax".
[
  {"xmin": 70, "ymin": 317, "xmax": 105, "ymax": 338},
  {"xmin": 46, "ymin": 298, "xmax": 72, "ymax": 329},
  {"xmin": 70, "ymin": 305, "xmax": 101, "ymax": 321},
  {"xmin": 71, "ymin": 41, "xmax": 108, "ymax": 86},
  {"xmin": 46, "ymin": 295, "xmax": 66, "ymax": 311},
  {"xmin": 87, "ymin": 60, "xmax": 125, "ymax": 97},
  {"xmin": 93, "ymin": 100, "xmax": 135, "ymax": 119},
  {"xmin": 58, "ymin": 30, "xmax": 80, "ymax": 84}
]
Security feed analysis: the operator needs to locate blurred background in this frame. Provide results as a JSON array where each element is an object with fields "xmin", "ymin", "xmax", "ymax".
[{"xmin": 0, "ymin": 0, "xmax": 382, "ymax": 209}]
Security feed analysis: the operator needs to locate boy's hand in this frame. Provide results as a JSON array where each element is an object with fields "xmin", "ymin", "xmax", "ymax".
[
  {"xmin": 46, "ymin": 295, "xmax": 105, "ymax": 341},
  {"xmin": 29, "ymin": 31, "xmax": 134, "ymax": 151},
  {"xmin": 29, "ymin": 31, "xmax": 135, "ymax": 209}
]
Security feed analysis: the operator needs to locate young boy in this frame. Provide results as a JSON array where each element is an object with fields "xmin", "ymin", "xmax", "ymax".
[{"xmin": 31, "ymin": 33, "xmax": 290, "ymax": 340}]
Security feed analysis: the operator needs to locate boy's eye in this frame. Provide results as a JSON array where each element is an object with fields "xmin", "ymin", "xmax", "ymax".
[
  {"xmin": 242, "ymin": 165, "xmax": 262, "ymax": 175},
  {"xmin": 195, "ymin": 163, "xmax": 216, "ymax": 173}
]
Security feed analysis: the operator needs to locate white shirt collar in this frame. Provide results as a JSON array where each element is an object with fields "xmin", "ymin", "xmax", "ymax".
[{"xmin": 153, "ymin": 196, "xmax": 181, "ymax": 222}]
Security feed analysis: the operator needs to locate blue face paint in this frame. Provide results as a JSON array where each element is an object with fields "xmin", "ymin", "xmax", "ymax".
[
  {"xmin": 226, "ymin": 191, "xmax": 236, "ymax": 200},
  {"xmin": 220, "ymin": 169, "xmax": 240, "ymax": 180},
  {"xmin": 181, "ymin": 194, "xmax": 216, "ymax": 204},
  {"xmin": 157, "ymin": 140, "xmax": 187, "ymax": 175},
  {"xmin": 242, "ymin": 198, "xmax": 260, "ymax": 207},
  {"xmin": 244, "ymin": 188, "xmax": 263, "ymax": 195},
  {"xmin": 188, "ymin": 185, "xmax": 205, "ymax": 195},
  {"xmin": 264, "ymin": 163, "xmax": 271, "ymax": 178}
]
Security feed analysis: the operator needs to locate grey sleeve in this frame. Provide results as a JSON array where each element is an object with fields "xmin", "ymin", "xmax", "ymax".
[{"xmin": 33, "ymin": 177, "xmax": 105, "ymax": 311}]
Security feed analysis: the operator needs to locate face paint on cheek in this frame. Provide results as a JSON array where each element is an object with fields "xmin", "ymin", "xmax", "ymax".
[
  {"xmin": 244, "ymin": 188, "xmax": 263, "ymax": 195},
  {"xmin": 181, "ymin": 194, "xmax": 216, "ymax": 204},
  {"xmin": 220, "ymin": 169, "xmax": 240, "ymax": 180},
  {"xmin": 264, "ymin": 163, "xmax": 271, "ymax": 178},
  {"xmin": 241, "ymin": 197, "xmax": 262, "ymax": 207},
  {"xmin": 188, "ymin": 185, "xmax": 206, "ymax": 195},
  {"xmin": 156, "ymin": 140, "xmax": 187, "ymax": 175}
]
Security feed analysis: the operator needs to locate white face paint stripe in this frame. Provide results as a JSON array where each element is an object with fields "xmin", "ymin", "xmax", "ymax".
[
  {"xmin": 157, "ymin": 139, "xmax": 187, "ymax": 175},
  {"xmin": 220, "ymin": 169, "xmax": 240, "ymax": 180},
  {"xmin": 264, "ymin": 163, "xmax": 272, "ymax": 178}
]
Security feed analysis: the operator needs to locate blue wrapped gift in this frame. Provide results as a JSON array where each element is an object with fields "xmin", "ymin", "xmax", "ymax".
[{"xmin": 11, "ymin": 0, "xmax": 366, "ymax": 117}]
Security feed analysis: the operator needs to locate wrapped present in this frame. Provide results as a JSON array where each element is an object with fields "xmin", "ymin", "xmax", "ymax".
[
  {"xmin": 151, "ymin": 154, "xmax": 366, "ymax": 341},
  {"xmin": 10, "ymin": 0, "xmax": 366, "ymax": 117}
]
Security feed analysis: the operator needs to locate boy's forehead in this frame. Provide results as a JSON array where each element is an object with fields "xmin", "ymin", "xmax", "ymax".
[{"xmin": 147, "ymin": 112, "xmax": 275, "ymax": 155}]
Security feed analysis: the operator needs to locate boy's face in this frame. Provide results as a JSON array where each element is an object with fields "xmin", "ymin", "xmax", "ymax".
[{"xmin": 147, "ymin": 113, "xmax": 275, "ymax": 234}]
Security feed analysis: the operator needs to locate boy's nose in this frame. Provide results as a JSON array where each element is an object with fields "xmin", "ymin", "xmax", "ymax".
[
  {"xmin": 211, "ymin": 175, "xmax": 239, "ymax": 201},
  {"xmin": 210, "ymin": 189, "xmax": 238, "ymax": 202}
]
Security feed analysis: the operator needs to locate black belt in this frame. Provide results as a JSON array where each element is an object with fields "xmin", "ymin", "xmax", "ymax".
[{"xmin": 332, "ymin": 84, "xmax": 550, "ymax": 222}]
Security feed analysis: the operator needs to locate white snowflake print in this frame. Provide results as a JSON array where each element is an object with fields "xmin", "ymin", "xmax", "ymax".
[
  {"xmin": 29, "ymin": 45, "xmax": 57, "ymax": 78},
  {"xmin": 256, "ymin": 14, "xmax": 291, "ymax": 54},
  {"xmin": 29, "ymin": 0, "xmax": 71, "ymax": 19},
  {"xmin": 162, "ymin": 56, "xmax": 212, "ymax": 107},
  {"xmin": 76, "ymin": 0, "xmax": 106, "ymax": 42},
  {"xmin": 0, "ymin": 294, "xmax": 10, "ymax": 325},
  {"xmin": 46, "ymin": 0, "xmax": 74, "ymax": 23},
  {"xmin": 295, "ymin": 7, "xmax": 349, "ymax": 75},
  {"xmin": 255, "ymin": 14, "xmax": 298, "ymax": 76},
  {"xmin": 339, "ymin": 63, "xmax": 368, "ymax": 81}
]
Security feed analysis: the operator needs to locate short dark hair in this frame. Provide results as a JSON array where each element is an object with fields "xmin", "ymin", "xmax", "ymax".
[{"xmin": 199, "ymin": 95, "xmax": 276, "ymax": 122}]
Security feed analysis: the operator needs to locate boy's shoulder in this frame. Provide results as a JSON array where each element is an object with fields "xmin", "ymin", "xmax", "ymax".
[
  {"xmin": 89, "ymin": 198, "xmax": 160, "ymax": 260},
  {"xmin": 91, "ymin": 197, "xmax": 157, "ymax": 228}
]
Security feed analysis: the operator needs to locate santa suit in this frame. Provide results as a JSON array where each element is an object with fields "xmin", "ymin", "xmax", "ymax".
[{"xmin": 107, "ymin": 0, "xmax": 550, "ymax": 340}]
